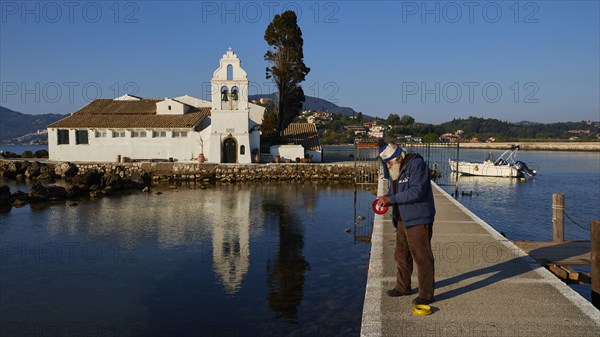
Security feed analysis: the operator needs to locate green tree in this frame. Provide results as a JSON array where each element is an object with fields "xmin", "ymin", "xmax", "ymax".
[
  {"xmin": 422, "ymin": 133, "xmax": 439, "ymax": 143},
  {"xmin": 264, "ymin": 11, "xmax": 311, "ymax": 133},
  {"xmin": 400, "ymin": 115, "xmax": 415, "ymax": 126},
  {"xmin": 261, "ymin": 110, "xmax": 278, "ymax": 138},
  {"xmin": 386, "ymin": 113, "xmax": 400, "ymax": 126}
]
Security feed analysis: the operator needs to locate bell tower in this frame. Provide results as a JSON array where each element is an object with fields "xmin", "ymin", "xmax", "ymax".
[
  {"xmin": 208, "ymin": 48, "xmax": 252, "ymax": 164},
  {"xmin": 211, "ymin": 47, "xmax": 249, "ymax": 112}
]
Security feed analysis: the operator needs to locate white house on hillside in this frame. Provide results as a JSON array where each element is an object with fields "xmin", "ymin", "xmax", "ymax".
[{"xmin": 48, "ymin": 48, "xmax": 265, "ymax": 163}]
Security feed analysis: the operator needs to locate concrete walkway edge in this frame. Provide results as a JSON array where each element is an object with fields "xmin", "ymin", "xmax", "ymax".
[
  {"xmin": 429, "ymin": 183, "xmax": 600, "ymax": 326},
  {"xmin": 360, "ymin": 176, "xmax": 387, "ymax": 336},
  {"xmin": 360, "ymin": 179, "xmax": 600, "ymax": 337}
]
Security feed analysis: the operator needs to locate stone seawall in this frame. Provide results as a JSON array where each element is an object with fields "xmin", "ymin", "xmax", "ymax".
[
  {"xmin": 0, "ymin": 160, "xmax": 375, "ymax": 183},
  {"xmin": 76, "ymin": 162, "xmax": 364, "ymax": 182}
]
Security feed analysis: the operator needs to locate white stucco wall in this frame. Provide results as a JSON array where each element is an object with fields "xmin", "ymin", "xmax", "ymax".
[
  {"xmin": 248, "ymin": 103, "xmax": 265, "ymax": 125},
  {"xmin": 174, "ymin": 95, "xmax": 211, "ymax": 108},
  {"xmin": 211, "ymin": 110, "xmax": 248, "ymax": 134},
  {"xmin": 48, "ymin": 128, "xmax": 205, "ymax": 162},
  {"xmin": 156, "ymin": 99, "xmax": 188, "ymax": 115},
  {"xmin": 206, "ymin": 132, "xmax": 252, "ymax": 164},
  {"xmin": 270, "ymin": 145, "xmax": 305, "ymax": 162}
]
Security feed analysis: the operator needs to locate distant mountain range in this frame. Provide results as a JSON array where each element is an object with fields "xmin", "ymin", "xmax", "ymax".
[
  {"xmin": 249, "ymin": 94, "xmax": 376, "ymax": 120},
  {"xmin": 0, "ymin": 106, "xmax": 64, "ymax": 142}
]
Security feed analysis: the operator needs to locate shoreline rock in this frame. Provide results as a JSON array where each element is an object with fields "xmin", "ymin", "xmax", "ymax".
[
  {"xmin": 0, "ymin": 160, "xmax": 368, "ymax": 212},
  {"xmin": 1, "ymin": 160, "xmax": 364, "ymax": 184}
]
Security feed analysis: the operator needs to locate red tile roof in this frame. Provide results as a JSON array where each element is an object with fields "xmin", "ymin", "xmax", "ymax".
[
  {"xmin": 281, "ymin": 123, "xmax": 322, "ymax": 151},
  {"xmin": 48, "ymin": 99, "xmax": 210, "ymax": 129}
]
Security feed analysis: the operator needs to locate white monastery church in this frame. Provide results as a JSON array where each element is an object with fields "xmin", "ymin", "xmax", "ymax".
[{"xmin": 48, "ymin": 48, "xmax": 267, "ymax": 164}]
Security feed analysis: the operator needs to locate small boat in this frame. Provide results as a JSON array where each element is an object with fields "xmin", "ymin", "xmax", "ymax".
[{"xmin": 449, "ymin": 145, "xmax": 537, "ymax": 178}]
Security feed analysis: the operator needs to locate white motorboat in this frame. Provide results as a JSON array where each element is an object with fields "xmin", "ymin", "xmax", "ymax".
[{"xmin": 449, "ymin": 145, "xmax": 537, "ymax": 178}]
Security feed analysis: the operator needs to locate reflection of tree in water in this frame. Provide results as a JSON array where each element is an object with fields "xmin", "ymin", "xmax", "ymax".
[{"xmin": 263, "ymin": 201, "xmax": 310, "ymax": 322}]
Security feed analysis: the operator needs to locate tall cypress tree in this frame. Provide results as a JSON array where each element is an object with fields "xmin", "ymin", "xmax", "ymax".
[{"xmin": 264, "ymin": 11, "xmax": 310, "ymax": 133}]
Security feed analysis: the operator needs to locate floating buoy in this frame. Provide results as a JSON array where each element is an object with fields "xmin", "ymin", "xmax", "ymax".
[
  {"xmin": 345, "ymin": 228, "xmax": 352, "ymax": 233},
  {"xmin": 357, "ymin": 215, "xmax": 365, "ymax": 220}
]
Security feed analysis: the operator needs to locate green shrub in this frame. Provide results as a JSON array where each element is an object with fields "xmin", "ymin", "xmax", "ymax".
[
  {"xmin": 2, "ymin": 151, "xmax": 19, "ymax": 158},
  {"xmin": 34, "ymin": 149, "xmax": 49, "ymax": 158}
]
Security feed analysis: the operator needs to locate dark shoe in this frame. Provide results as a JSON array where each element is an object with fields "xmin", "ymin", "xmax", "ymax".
[
  {"xmin": 386, "ymin": 289, "xmax": 411, "ymax": 297},
  {"xmin": 412, "ymin": 296, "xmax": 434, "ymax": 305}
]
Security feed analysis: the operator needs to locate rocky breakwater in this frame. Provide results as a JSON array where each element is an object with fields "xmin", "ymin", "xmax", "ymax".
[
  {"xmin": 214, "ymin": 163, "xmax": 358, "ymax": 182},
  {"xmin": 0, "ymin": 160, "xmax": 151, "ymax": 213},
  {"xmin": 0, "ymin": 160, "xmax": 60, "ymax": 181},
  {"xmin": 0, "ymin": 159, "xmax": 374, "ymax": 212}
]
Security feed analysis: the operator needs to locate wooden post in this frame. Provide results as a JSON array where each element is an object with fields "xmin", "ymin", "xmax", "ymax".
[
  {"xmin": 552, "ymin": 193, "xmax": 564, "ymax": 243},
  {"xmin": 591, "ymin": 220, "xmax": 600, "ymax": 309}
]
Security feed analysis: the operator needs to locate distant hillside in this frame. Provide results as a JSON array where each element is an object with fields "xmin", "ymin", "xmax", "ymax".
[
  {"xmin": 0, "ymin": 106, "xmax": 64, "ymax": 141},
  {"xmin": 249, "ymin": 94, "xmax": 375, "ymax": 120},
  {"xmin": 437, "ymin": 117, "xmax": 599, "ymax": 139}
]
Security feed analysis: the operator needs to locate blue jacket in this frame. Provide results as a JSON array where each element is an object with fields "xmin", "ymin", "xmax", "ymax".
[{"xmin": 387, "ymin": 153, "xmax": 436, "ymax": 227}]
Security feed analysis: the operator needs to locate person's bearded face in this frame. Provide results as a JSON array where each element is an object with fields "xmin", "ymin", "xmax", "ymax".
[{"xmin": 387, "ymin": 157, "xmax": 402, "ymax": 181}]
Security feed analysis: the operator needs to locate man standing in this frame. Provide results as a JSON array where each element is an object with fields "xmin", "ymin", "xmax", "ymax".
[{"xmin": 376, "ymin": 143, "xmax": 436, "ymax": 305}]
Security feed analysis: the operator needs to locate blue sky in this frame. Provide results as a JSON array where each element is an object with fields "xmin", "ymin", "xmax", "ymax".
[{"xmin": 1, "ymin": 0, "xmax": 599, "ymax": 124}]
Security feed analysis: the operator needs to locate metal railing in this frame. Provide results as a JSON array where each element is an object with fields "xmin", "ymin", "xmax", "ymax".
[
  {"xmin": 399, "ymin": 142, "xmax": 460, "ymax": 187},
  {"xmin": 352, "ymin": 140, "xmax": 381, "ymax": 243},
  {"xmin": 351, "ymin": 141, "xmax": 460, "ymax": 243}
]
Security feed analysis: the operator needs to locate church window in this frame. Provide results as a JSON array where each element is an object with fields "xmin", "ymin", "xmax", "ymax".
[
  {"xmin": 75, "ymin": 130, "xmax": 89, "ymax": 145},
  {"xmin": 240, "ymin": 145, "xmax": 245, "ymax": 155},
  {"xmin": 57, "ymin": 129, "xmax": 69, "ymax": 145},
  {"xmin": 132, "ymin": 130, "xmax": 147, "ymax": 138},
  {"xmin": 227, "ymin": 64, "xmax": 233, "ymax": 80},
  {"xmin": 112, "ymin": 130, "xmax": 126, "ymax": 138}
]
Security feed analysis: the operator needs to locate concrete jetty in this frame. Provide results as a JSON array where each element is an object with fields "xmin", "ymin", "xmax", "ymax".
[{"xmin": 361, "ymin": 178, "xmax": 600, "ymax": 336}]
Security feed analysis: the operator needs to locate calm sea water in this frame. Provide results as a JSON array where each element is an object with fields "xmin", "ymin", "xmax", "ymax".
[
  {"xmin": 0, "ymin": 145, "xmax": 48, "ymax": 154},
  {"xmin": 442, "ymin": 149, "xmax": 600, "ymax": 242},
  {"xmin": 1, "ymin": 145, "xmax": 598, "ymax": 335},
  {"xmin": 0, "ymin": 182, "xmax": 372, "ymax": 337}
]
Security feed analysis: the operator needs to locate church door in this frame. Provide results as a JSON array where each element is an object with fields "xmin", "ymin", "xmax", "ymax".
[{"xmin": 223, "ymin": 138, "xmax": 237, "ymax": 163}]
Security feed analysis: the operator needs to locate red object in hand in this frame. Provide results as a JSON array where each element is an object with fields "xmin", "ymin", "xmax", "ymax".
[{"xmin": 372, "ymin": 200, "xmax": 388, "ymax": 214}]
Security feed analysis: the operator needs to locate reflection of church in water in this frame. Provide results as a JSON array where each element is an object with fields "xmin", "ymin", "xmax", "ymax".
[
  {"xmin": 210, "ymin": 187, "xmax": 253, "ymax": 294},
  {"xmin": 208, "ymin": 184, "xmax": 312, "ymax": 310}
]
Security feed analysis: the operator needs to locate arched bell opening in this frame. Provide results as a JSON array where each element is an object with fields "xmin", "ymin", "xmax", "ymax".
[{"xmin": 220, "ymin": 86, "xmax": 230, "ymax": 109}]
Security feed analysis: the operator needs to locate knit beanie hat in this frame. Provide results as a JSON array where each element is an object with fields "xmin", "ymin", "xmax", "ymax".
[{"xmin": 379, "ymin": 143, "xmax": 403, "ymax": 163}]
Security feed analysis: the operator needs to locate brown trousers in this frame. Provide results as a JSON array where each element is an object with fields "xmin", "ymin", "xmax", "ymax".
[{"xmin": 394, "ymin": 222, "xmax": 435, "ymax": 300}]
